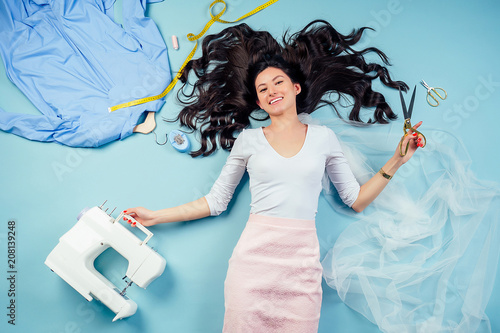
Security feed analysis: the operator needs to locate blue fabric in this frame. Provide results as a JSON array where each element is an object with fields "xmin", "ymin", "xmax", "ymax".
[{"xmin": 0, "ymin": 0, "xmax": 171, "ymax": 147}]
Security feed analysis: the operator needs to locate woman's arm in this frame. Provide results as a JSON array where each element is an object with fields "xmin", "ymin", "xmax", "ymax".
[
  {"xmin": 124, "ymin": 197, "xmax": 211, "ymax": 227},
  {"xmin": 351, "ymin": 121, "xmax": 423, "ymax": 213},
  {"xmin": 124, "ymin": 130, "xmax": 250, "ymax": 227}
]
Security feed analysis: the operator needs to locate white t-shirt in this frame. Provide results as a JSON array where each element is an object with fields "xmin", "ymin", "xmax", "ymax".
[{"xmin": 204, "ymin": 124, "xmax": 360, "ymax": 220}]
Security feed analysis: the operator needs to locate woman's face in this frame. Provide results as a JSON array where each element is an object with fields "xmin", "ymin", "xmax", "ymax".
[{"xmin": 255, "ymin": 67, "xmax": 301, "ymax": 117}]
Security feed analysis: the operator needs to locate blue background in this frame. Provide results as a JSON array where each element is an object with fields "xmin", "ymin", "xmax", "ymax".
[{"xmin": 1, "ymin": 0, "xmax": 499, "ymax": 332}]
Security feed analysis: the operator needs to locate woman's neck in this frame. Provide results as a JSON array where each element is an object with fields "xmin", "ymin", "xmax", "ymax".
[{"xmin": 267, "ymin": 113, "xmax": 305, "ymax": 133}]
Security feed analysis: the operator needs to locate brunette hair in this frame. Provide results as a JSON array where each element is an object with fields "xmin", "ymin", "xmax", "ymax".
[{"xmin": 176, "ymin": 20, "xmax": 407, "ymax": 157}]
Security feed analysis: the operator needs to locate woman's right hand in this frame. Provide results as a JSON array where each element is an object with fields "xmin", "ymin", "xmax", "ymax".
[{"xmin": 122, "ymin": 207, "xmax": 158, "ymax": 227}]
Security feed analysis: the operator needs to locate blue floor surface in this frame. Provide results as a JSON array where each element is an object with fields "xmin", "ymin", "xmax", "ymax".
[{"xmin": 1, "ymin": 0, "xmax": 499, "ymax": 332}]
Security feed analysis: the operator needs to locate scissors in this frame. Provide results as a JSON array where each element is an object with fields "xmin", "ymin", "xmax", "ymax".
[
  {"xmin": 399, "ymin": 86, "xmax": 426, "ymax": 157},
  {"xmin": 420, "ymin": 80, "xmax": 447, "ymax": 107}
]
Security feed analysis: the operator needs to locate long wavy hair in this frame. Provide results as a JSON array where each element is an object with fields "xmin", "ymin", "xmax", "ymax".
[{"xmin": 176, "ymin": 20, "xmax": 408, "ymax": 157}]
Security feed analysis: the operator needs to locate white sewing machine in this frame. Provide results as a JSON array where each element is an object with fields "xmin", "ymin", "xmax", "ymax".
[{"xmin": 45, "ymin": 202, "xmax": 166, "ymax": 321}]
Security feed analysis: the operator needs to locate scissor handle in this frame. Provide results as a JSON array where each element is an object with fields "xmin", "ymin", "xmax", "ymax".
[
  {"xmin": 426, "ymin": 93, "xmax": 440, "ymax": 107},
  {"xmin": 399, "ymin": 128, "xmax": 426, "ymax": 156},
  {"xmin": 426, "ymin": 87, "xmax": 447, "ymax": 107},
  {"xmin": 433, "ymin": 87, "xmax": 447, "ymax": 100}
]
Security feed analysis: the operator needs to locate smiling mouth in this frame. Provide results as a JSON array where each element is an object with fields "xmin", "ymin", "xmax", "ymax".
[{"xmin": 269, "ymin": 97, "xmax": 283, "ymax": 105}]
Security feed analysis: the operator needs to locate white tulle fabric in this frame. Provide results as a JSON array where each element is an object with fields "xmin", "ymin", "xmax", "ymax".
[{"xmin": 299, "ymin": 114, "xmax": 500, "ymax": 333}]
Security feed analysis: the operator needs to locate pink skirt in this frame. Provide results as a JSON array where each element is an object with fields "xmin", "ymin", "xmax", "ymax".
[{"xmin": 223, "ymin": 214, "xmax": 323, "ymax": 333}]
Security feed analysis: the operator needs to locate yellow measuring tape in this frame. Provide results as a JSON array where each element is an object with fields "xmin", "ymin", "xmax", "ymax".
[{"xmin": 108, "ymin": 0, "xmax": 279, "ymax": 113}]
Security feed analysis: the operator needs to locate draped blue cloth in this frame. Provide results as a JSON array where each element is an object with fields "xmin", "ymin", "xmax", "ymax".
[{"xmin": 0, "ymin": 0, "xmax": 171, "ymax": 147}]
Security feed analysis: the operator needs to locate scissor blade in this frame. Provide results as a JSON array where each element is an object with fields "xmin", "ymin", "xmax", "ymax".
[
  {"xmin": 407, "ymin": 85, "xmax": 417, "ymax": 119},
  {"xmin": 399, "ymin": 88, "xmax": 408, "ymax": 119}
]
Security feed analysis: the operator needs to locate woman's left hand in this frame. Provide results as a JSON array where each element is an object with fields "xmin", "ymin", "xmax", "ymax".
[{"xmin": 395, "ymin": 120, "xmax": 424, "ymax": 164}]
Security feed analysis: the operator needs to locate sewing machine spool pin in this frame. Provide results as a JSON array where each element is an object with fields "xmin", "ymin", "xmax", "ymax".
[{"xmin": 108, "ymin": 207, "xmax": 117, "ymax": 216}]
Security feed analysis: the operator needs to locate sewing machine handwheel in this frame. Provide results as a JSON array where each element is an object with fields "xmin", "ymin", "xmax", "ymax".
[{"xmin": 78, "ymin": 207, "xmax": 90, "ymax": 220}]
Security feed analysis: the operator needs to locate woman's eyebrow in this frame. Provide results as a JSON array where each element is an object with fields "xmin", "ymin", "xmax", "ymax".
[{"xmin": 257, "ymin": 75, "xmax": 285, "ymax": 89}]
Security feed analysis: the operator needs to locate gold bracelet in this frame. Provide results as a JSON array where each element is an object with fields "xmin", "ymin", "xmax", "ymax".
[{"xmin": 379, "ymin": 168, "xmax": 392, "ymax": 180}]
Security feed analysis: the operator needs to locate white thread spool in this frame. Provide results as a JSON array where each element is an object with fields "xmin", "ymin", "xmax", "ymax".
[{"xmin": 172, "ymin": 35, "xmax": 179, "ymax": 50}]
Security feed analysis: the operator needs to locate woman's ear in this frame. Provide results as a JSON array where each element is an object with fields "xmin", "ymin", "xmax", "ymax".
[{"xmin": 295, "ymin": 83, "xmax": 301, "ymax": 95}]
